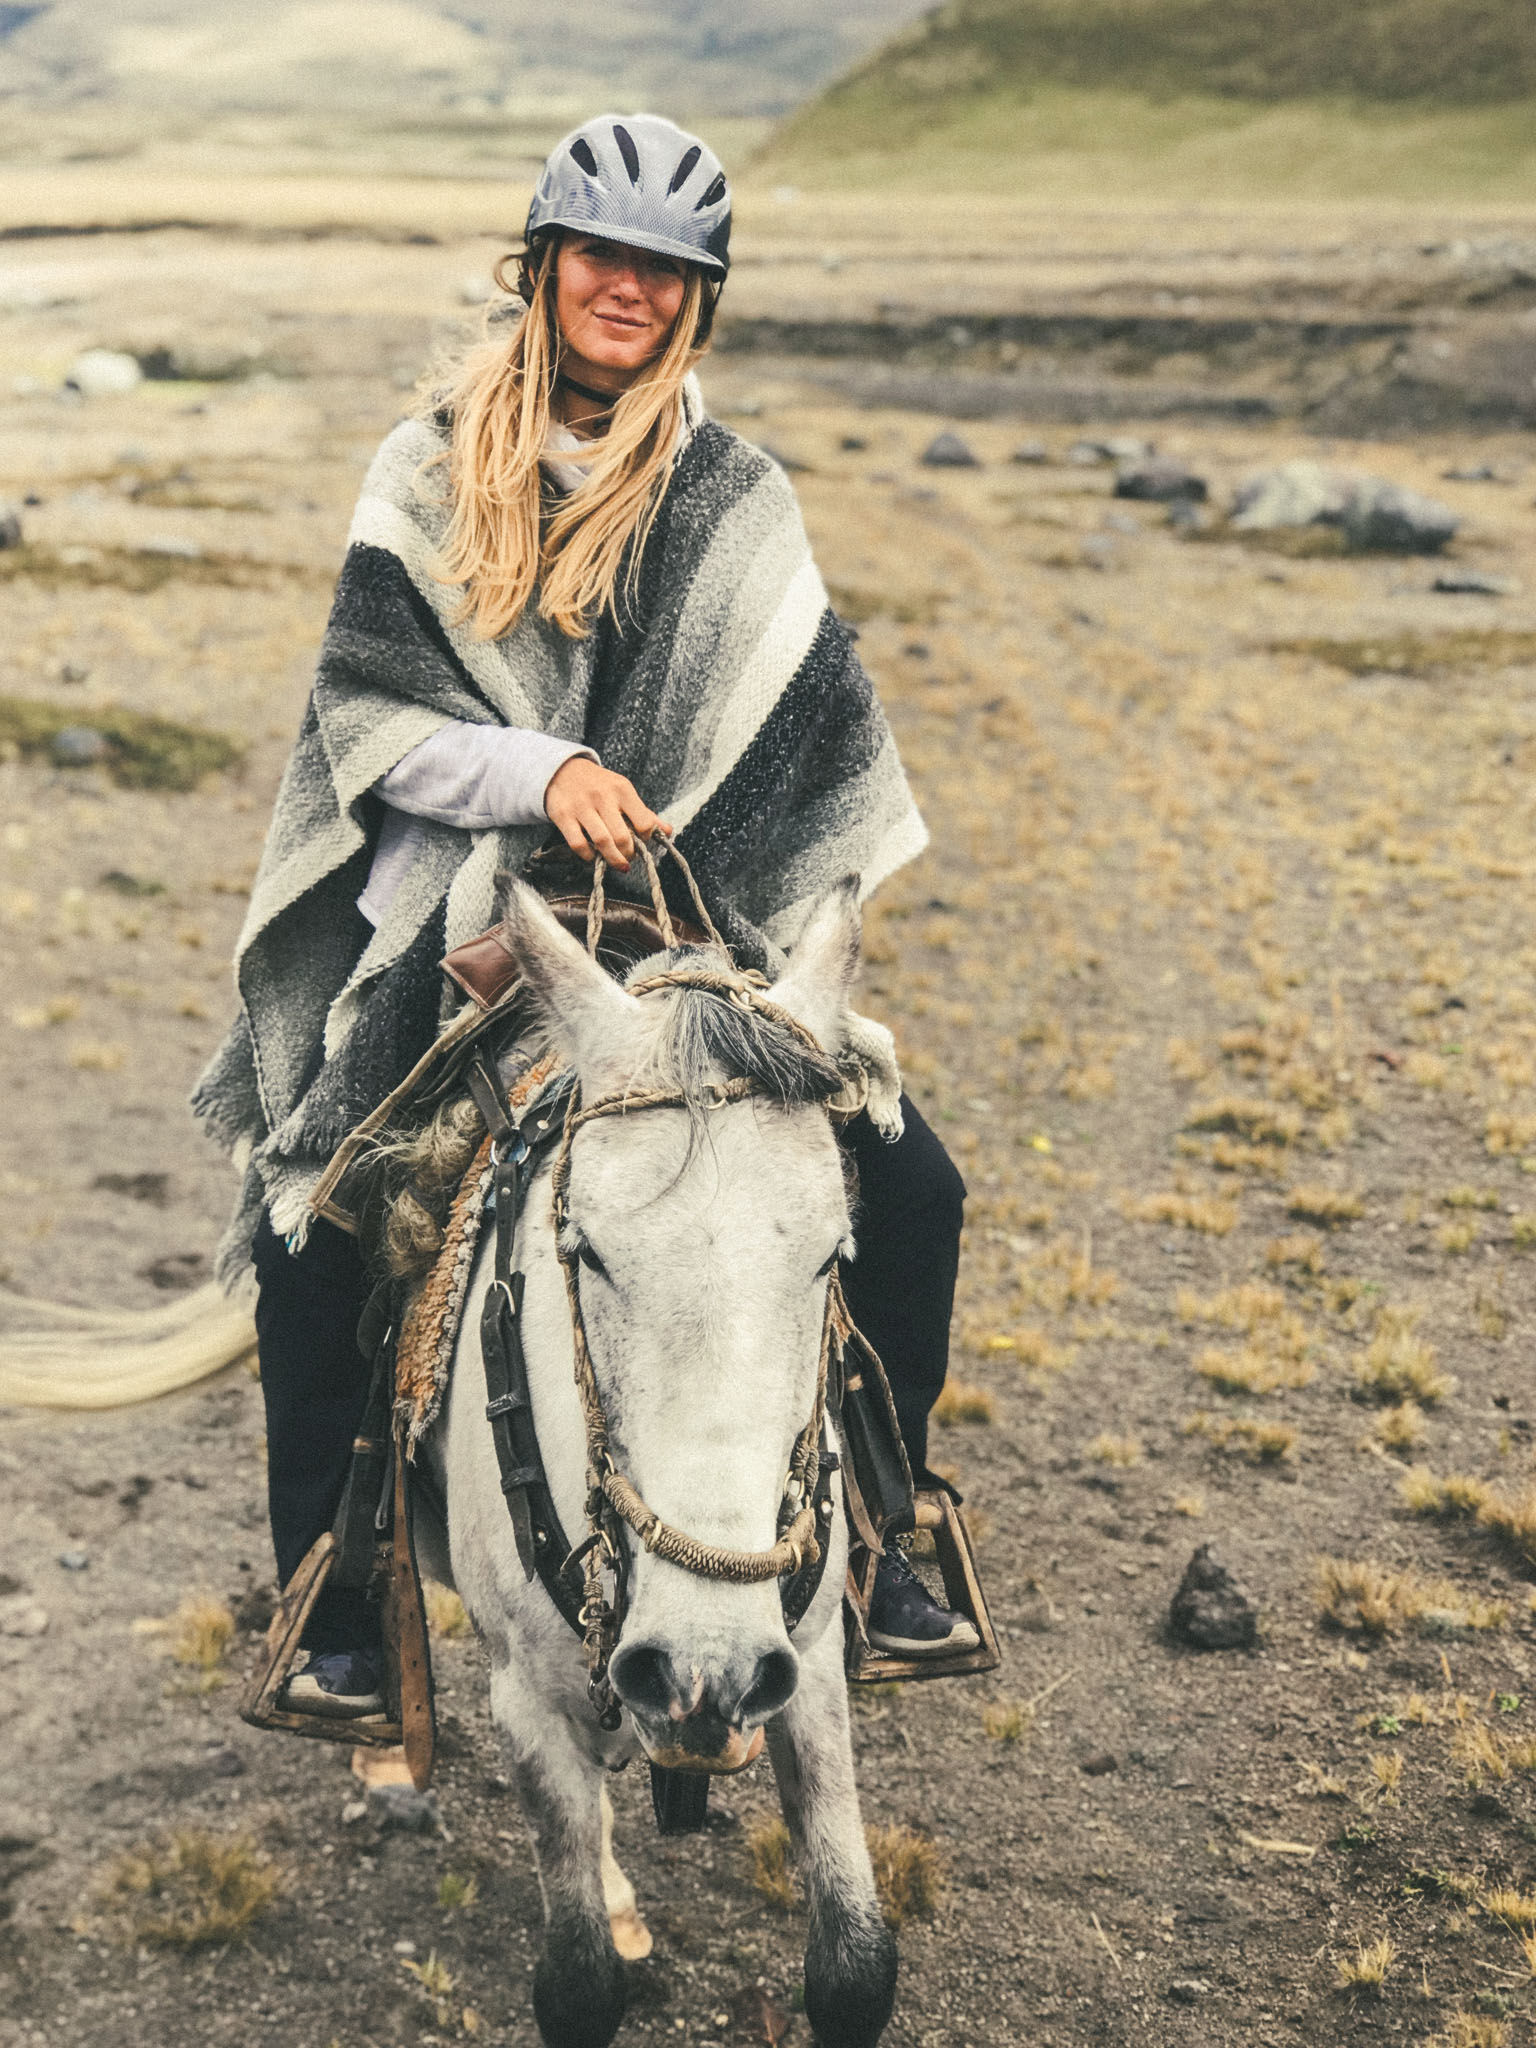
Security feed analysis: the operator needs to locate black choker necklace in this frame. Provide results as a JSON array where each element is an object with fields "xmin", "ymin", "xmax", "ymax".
[{"xmin": 556, "ymin": 372, "xmax": 621, "ymax": 409}]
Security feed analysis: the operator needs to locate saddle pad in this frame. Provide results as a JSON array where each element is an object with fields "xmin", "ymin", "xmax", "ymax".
[{"xmin": 394, "ymin": 1052, "xmax": 561, "ymax": 1448}]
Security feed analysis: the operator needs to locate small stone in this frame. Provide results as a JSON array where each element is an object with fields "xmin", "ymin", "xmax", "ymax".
[
  {"xmin": 839, "ymin": 435, "xmax": 868, "ymax": 451},
  {"xmin": 0, "ymin": 1597, "xmax": 49, "ymax": 1637},
  {"xmin": 1442, "ymin": 464, "xmax": 1501, "ymax": 482},
  {"xmin": 1069, "ymin": 435, "xmax": 1151, "ymax": 465},
  {"xmin": 1169, "ymin": 1978, "xmax": 1211, "ymax": 2004},
  {"xmin": 393, "ymin": 1938, "xmax": 418, "ymax": 1956},
  {"xmin": 368, "ymin": 1783, "xmax": 440, "ymax": 1834},
  {"xmin": 1432, "ymin": 570, "xmax": 1515, "ymax": 596},
  {"xmin": 1115, "ymin": 458, "xmax": 1208, "ymax": 504},
  {"xmin": 1079, "ymin": 1751, "xmax": 1118, "ymax": 1776},
  {"xmin": 139, "ymin": 1252, "xmax": 207, "ymax": 1291},
  {"xmin": 1168, "ymin": 499, "xmax": 1211, "ymax": 532},
  {"xmin": 1345, "ymin": 479, "xmax": 1458, "ymax": 554},
  {"xmin": 57, "ymin": 661, "xmax": 89, "ymax": 684},
  {"xmin": 57, "ymin": 1549, "xmax": 89, "ymax": 1572},
  {"xmin": 50, "ymin": 726, "xmax": 108, "ymax": 767},
  {"xmin": 341, "ymin": 1799, "xmax": 368, "ymax": 1826},
  {"xmin": 66, "ymin": 349, "xmax": 143, "ymax": 398},
  {"xmin": 1169, "ymin": 1542, "xmax": 1258, "ymax": 1650},
  {"xmin": 204, "ymin": 1746, "xmax": 245, "ymax": 1778},
  {"xmin": 0, "ymin": 504, "xmax": 21, "ymax": 549},
  {"xmin": 920, "ymin": 431, "xmax": 979, "ymax": 468},
  {"xmin": 1010, "ymin": 439, "xmax": 1050, "ymax": 464},
  {"xmin": 457, "ymin": 274, "xmax": 496, "ymax": 306}
]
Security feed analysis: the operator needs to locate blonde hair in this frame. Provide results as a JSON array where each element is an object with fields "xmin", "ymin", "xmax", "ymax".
[{"xmin": 428, "ymin": 240, "xmax": 709, "ymax": 640}]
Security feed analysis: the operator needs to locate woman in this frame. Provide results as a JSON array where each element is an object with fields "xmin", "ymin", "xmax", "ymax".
[{"xmin": 194, "ymin": 114, "xmax": 972, "ymax": 1716}]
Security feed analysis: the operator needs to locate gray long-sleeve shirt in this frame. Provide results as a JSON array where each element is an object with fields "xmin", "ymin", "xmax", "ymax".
[{"xmin": 358, "ymin": 723, "xmax": 595, "ymax": 926}]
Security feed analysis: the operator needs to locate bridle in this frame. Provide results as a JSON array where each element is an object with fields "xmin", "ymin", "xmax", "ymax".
[{"xmin": 474, "ymin": 836, "xmax": 855, "ymax": 1728}]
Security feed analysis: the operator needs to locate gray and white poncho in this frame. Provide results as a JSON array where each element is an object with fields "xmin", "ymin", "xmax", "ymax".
[{"xmin": 192, "ymin": 386, "xmax": 928, "ymax": 1278}]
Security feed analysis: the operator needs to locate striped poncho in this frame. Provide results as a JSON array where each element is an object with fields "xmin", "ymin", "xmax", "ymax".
[{"xmin": 192, "ymin": 384, "xmax": 927, "ymax": 1276}]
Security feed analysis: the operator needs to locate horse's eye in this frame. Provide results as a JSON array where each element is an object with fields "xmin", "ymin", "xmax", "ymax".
[
  {"xmin": 577, "ymin": 1241, "xmax": 609, "ymax": 1280},
  {"xmin": 815, "ymin": 1248, "xmax": 841, "ymax": 1280}
]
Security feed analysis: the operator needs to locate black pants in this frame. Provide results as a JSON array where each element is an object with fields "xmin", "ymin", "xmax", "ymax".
[{"xmin": 253, "ymin": 1094, "xmax": 965, "ymax": 1649}]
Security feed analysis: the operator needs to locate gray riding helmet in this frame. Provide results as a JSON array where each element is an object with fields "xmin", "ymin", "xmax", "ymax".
[{"xmin": 525, "ymin": 113, "xmax": 731, "ymax": 277}]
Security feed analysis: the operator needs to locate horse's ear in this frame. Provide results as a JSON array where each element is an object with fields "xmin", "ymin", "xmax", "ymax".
[
  {"xmin": 770, "ymin": 876, "xmax": 861, "ymax": 1049},
  {"xmin": 495, "ymin": 876, "xmax": 640, "ymax": 1074}
]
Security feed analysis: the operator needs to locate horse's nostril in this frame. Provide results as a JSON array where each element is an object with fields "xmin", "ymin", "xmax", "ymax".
[
  {"xmin": 738, "ymin": 1645, "xmax": 798, "ymax": 1723},
  {"xmin": 607, "ymin": 1640, "xmax": 683, "ymax": 1719}
]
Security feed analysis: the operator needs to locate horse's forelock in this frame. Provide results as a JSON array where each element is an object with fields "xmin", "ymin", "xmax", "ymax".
[{"xmin": 620, "ymin": 945, "xmax": 845, "ymax": 1112}]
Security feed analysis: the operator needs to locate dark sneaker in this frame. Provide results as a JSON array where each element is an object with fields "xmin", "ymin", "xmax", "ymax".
[
  {"xmin": 869, "ymin": 1547, "xmax": 980, "ymax": 1656},
  {"xmin": 281, "ymin": 1648, "xmax": 385, "ymax": 1718}
]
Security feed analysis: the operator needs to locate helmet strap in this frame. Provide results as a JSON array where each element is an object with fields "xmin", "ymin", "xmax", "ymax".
[{"xmin": 555, "ymin": 371, "xmax": 621, "ymax": 410}]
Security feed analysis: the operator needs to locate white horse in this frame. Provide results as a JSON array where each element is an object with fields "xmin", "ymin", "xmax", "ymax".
[{"xmin": 423, "ymin": 875, "xmax": 900, "ymax": 2048}]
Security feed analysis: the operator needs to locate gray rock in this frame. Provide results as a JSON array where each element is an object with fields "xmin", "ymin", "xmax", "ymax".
[
  {"xmin": 1345, "ymin": 480, "xmax": 1458, "ymax": 554},
  {"xmin": 1231, "ymin": 462, "xmax": 1459, "ymax": 553},
  {"xmin": 140, "ymin": 537, "xmax": 203, "ymax": 560},
  {"xmin": 1115, "ymin": 458, "xmax": 1207, "ymax": 504},
  {"xmin": 0, "ymin": 503, "xmax": 21, "ymax": 549},
  {"xmin": 1442, "ymin": 463, "xmax": 1502, "ymax": 482},
  {"xmin": 65, "ymin": 348, "xmax": 142, "ymax": 398},
  {"xmin": 367, "ymin": 1782, "xmax": 441, "ymax": 1834},
  {"xmin": 1231, "ymin": 460, "xmax": 1351, "ymax": 531},
  {"xmin": 1169, "ymin": 1542, "xmax": 1258, "ymax": 1650},
  {"xmin": 1168, "ymin": 498, "xmax": 1212, "ymax": 532},
  {"xmin": 50, "ymin": 727, "xmax": 109, "ymax": 767},
  {"xmin": 1168, "ymin": 1979, "xmax": 1211, "ymax": 2004},
  {"xmin": 57, "ymin": 1549, "xmax": 89, "ymax": 1571},
  {"xmin": 920, "ymin": 431, "xmax": 979, "ymax": 468},
  {"xmin": 1010, "ymin": 439, "xmax": 1050, "ymax": 465},
  {"xmin": 1069, "ymin": 435, "xmax": 1152, "ymax": 466},
  {"xmin": 1432, "ymin": 570, "xmax": 1514, "ymax": 596}
]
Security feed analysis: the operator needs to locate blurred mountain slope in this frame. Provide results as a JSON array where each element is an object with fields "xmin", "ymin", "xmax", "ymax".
[
  {"xmin": 0, "ymin": 0, "xmax": 935, "ymax": 120},
  {"xmin": 762, "ymin": 0, "xmax": 1536, "ymax": 197}
]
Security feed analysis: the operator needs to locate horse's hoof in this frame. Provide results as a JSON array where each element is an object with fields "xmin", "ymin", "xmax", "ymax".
[{"xmin": 609, "ymin": 1906, "xmax": 653, "ymax": 1962}]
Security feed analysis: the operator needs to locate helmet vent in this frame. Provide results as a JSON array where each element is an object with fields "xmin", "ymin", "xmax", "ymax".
[
  {"xmin": 612, "ymin": 123, "xmax": 642, "ymax": 185},
  {"xmin": 667, "ymin": 145, "xmax": 701, "ymax": 195},
  {"xmin": 569, "ymin": 136, "xmax": 599, "ymax": 178},
  {"xmin": 696, "ymin": 172, "xmax": 727, "ymax": 212}
]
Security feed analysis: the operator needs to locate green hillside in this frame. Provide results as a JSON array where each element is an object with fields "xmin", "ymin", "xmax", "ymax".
[{"xmin": 759, "ymin": 0, "xmax": 1536, "ymax": 198}]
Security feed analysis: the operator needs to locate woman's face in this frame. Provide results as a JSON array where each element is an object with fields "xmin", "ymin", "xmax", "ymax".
[{"xmin": 553, "ymin": 234, "xmax": 688, "ymax": 386}]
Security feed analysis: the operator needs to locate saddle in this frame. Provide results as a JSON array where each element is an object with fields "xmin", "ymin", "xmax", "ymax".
[{"xmin": 242, "ymin": 856, "xmax": 999, "ymax": 1804}]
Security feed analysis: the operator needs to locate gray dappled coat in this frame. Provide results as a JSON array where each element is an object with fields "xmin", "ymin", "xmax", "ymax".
[{"xmin": 191, "ymin": 386, "xmax": 927, "ymax": 1281}]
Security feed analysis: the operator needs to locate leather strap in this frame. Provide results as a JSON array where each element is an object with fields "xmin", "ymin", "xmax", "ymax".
[
  {"xmin": 391, "ymin": 1417, "xmax": 437, "ymax": 1791},
  {"xmin": 473, "ymin": 1058, "xmax": 585, "ymax": 1632}
]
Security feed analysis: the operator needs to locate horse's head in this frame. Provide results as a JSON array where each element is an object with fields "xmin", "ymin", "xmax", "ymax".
[{"xmin": 499, "ymin": 875, "xmax": 867, "ymax": 1767}]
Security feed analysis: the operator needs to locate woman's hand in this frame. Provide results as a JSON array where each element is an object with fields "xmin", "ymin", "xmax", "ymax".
[{"xmin": 545, "ymin": 756, "xmax": 671, "ymax": 870}]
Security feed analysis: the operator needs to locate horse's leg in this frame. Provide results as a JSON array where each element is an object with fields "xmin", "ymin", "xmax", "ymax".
[
  {"xmin": 492, "ymin": 1663, "xmax": 628, "ymax": 2048},
  {"xmin": 766, "ymin": 1634, "xmax": 898, "ymax": 2048},
  {"xmin": 599, "ymin": 1782, "xmax": 653, "ymax": 1961}
]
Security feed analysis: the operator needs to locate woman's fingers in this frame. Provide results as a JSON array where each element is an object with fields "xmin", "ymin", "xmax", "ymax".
[{"xmin": 544, "ymin": 757, "xmax": 672, "ymax": 867}]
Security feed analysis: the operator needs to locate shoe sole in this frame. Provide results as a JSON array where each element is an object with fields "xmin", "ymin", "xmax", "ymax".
[
  {"xmin": 869, "ymin": 1623, "xmax": 981, "ymax": 1656},
  {"xmin": 281, "ymin": 1678, "xmax": 387, "ymax": 1719}
]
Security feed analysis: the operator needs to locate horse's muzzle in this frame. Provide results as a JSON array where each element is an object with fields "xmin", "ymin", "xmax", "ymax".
[{"xmin": 608, "ymin": 1637, "xmax": 797, "ymax": 1769}]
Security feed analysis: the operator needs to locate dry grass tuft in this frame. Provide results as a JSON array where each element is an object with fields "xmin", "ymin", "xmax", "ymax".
[
  {"xmin": 1315, "ymin": 1557, "xmax": 1507, "ymax": 1637},
  {"xmin": 1126, "ymin": 1190, "xmax": 1239, "ymax": 1234},
  {"xmin": 746, "ymin": 1815, "xmax": 796, "ymax": 1911},
  {"xmin": 1374, "ymin": 1402, "xmax": 1426, "ymax": 1453},
  {"xmin": 981, "ymin": 1700, "xmax": 1033, "ymax": 1745},
  {"xmin": 1400, "ymin": 1468, "xmax": 1536, "ymax": 1568},
  {"xmin": 1399, "ymin": 1468, "xmax": 1493, "ymax": 1519},
  {"xmin": 1184, "ymin": 1411, "xmax": 1296, "ymax": 1463},
  {"xmin": 1439, "ymin": 1218, "xmax": 1479, "ymax": 1255},
  {"xmin": 934, "ymin": 1382, "xmax": 997, "ymax": 1427},
  {"xmin": 865, "ymin": 1825, "xmax": 945, "ymax": 1928},
  {"xmin": 1086, "ymin": 1432, "xmax": 1143, "ymax": 1466},
  {"xmin": 1485, "ymin": 1112, "xmax": 1536, "ymax": 1158},
  {"xmin": 437, "ymin": 1871, "xmax": 479, "ymax": 1911},
  {"xmin": 1195, "ymin": 1345, "xmax": 1314, "ymax": 1395},
  {"xmin": 1441, "ymin": 1186, "xmax": 1501, "ymax": 1211},
  {"xmin": 1435, "ymin": 2017, "xmax": 1510, "ymax": 2048},
  {"xmin": 1172, "ymin": 1491, "xmax": 1205, "ymax": 1517},
  {"xmin": 1334, "ymin": 1934, "xmax": 1394, "ymax": 1995},
  {"xmin": 1266, "ymin": 1232, "xmax": 1325, "ymax": 1275},
  {"xmin": 97, "ymin": 1830, "xmax": 284, "ymax": 1947},
  {"xmin": 1480, "ymin": 1887, "xmax": 1536, "ymax": 1929},
  {"xmin": 1183, "ymin": 1096, "xmax": 1301, "ymax": 1145},
  {"xmin": 1355, "ymin": 1309, "xmax": 1453, "ymax": 1405},
  {"xmin": 134, "ymin": 1595, "xmax": 236, "ymax": 1693},
  {"xmin": 425, "ymin": 1584, "xmax": 471, "ymax": 1639},
  {"xmin": 1287, "ymin": 1185, "xmax": 1364, "ymax": 1228}
]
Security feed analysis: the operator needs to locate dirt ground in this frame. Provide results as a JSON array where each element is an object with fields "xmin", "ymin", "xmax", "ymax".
[{"xmin": 3, "ymin": 201, "xmax": 1536, "ymax": 2048}]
